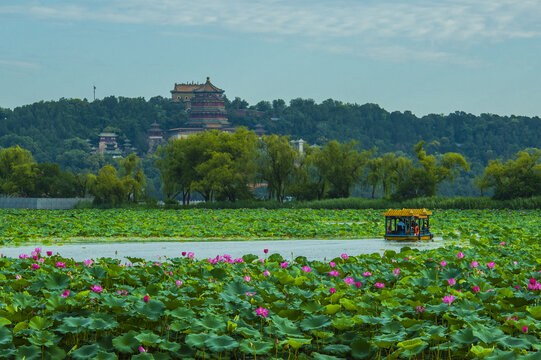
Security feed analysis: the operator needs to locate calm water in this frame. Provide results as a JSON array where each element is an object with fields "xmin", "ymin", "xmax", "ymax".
[{"xmin": 0, "ymin": 238, "xmax": 444, "ymax": 262}]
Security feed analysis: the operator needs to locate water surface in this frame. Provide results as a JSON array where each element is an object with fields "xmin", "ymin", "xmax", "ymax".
[{"xmin": 1, "ymin": 238, "xmax": 446, "ymax": 262}]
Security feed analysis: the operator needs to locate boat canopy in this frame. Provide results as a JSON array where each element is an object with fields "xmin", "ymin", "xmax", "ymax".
[{"xmin": 382, "ymin": 208, "xmax": 432, "ymax": 217}]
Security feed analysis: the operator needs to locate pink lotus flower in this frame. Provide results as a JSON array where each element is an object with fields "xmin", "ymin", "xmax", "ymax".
[
  {"xmin": 329, "ymin": 261, "xmax": 336, "ymax": 268},
  {"xmin": 280, "ymin": 262, "xmax": 288, "ymax": 268},
  {"xmin": 343, "ymin": 277, "xmax": 354, "ymax": 285},
  {"xmin": 61, "ymin": 290, "xmax": 70, "ymax": 297},
  {"xmin": 500, "ymin": 242, "xmax": 506, "ymax": 246},
  {"xmin": 263, "ymin": 270, "xmax": 270, "ymax": 277},
  {"xmin": 245, "ymin": 292, "xmax": 256, "ymax": 296},
  {"xmin": 32, "ymin": 255, "xmax": 38, "ymax": 260},
  {"xmin": 38, "ymin": 258, "xmax": 45, "ymax": 263},
  {"xmin": 362, "ymin": 272, "xmax": 372, "ymax": 277},
  {"xmin": 117, "ymin": 290, "xmax": 128, "ymax": 296},
  {"xmin": 15, "ymin": 275, "xmax": 21, "ymax": 280},
  {"xmin": 244, "ymin": 276, "xmax": 251, "ymax": 282},
  {"xmin": 46, "ymin": 251, "xmax": 53, "ymax": 256},
  {"xmin": 329, "ymin": 270, "xmax": 340, "ymax": 277},
  {"xmin": 472, "ymin": 286, "xmax": 480, "ymax": 293},
  {"xmin": 443, "ymin": 295, "xmax": 455, "ymax": 305},
  {"xmin": 448, "ymin": 278, "xmax": 456, "ymax": 286},
  {"xmin": 393, "ymin": 268, "xmax": 400, "ymax": 276},
  {"xmin": 457, "ymin": 252, "xmax": 465, "ymax": 259},
  {"xmin": 19, "ymin": 254, "xmax": 28, "ymax": 259},
  {"xmin": 416, "ymin": 306, "xmax": 425, "ymax": 313},
  {"xmin": 440, "ymin": 261, "xmax": 447, "ymax": 267},
  {"xmin": 255, "ymin": 307, "xmax": 268, "ymax": 318},
  {"xmin": 375, "ymin": 282, "xmax": 385, "ymax": 289},
  {"xmin": 32, "ymin": 264, "xmax": 40, "ymax": 270},
  {"xmin": 84, "ymin": 259, "xmax": 93, "ymax": 267},
  {"xmin": 487, "ymin": 262, "xmax": 495, "ymax": 269},
  {"xmin": 56, "ymin": 262, "xmax": 66, "ymax": 268},
  {"xmin": 187, "ymin": 252, "xmax": 194, "ymax": 259},
  {"xmin": 341, "ymin": 253, "xmax": 349, "ymax": 260},
  {"xmin": 264, "ymin": 249, "xmax": 269, "ymax": 254},
  {"xmin": 302, "ymin": 266, "xmax": 311, "ymax": 273},
  {"xmin": 91, "ymin": 285, "xmax": 103, "ymax": 293},
  {"xmin": 176, "ymin": 280, "xmax": 183, "ymax": 287},
  {"xmin": 329, "ymin": 288, "xmax": 336, "ymax": 294},
  {"xmin": 181, "ymin": 251, "xmax": 187, "ymax": 256},
  {"xmin": 522, "ymin": 326, "xmax": 528, "ymax": 333},
  {"xmin": 470, "ymin": 261, "xmax": 479, "ymax": 268},
  {"xmin": 139, "ymin": 346, "xmax": 147, "ymax": 353},
  {"xmin": 143, "ymin": 295, "xmax": 150, "ymax": 303},
  {"xmin": 34, "ymin": 248, "xmax": 41, "ymax": 254}
]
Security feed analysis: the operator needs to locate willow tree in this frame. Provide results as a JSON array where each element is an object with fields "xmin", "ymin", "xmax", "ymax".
[{"xmin": 393, "ymin": 141, "xmax": 469, "ymax": 199}]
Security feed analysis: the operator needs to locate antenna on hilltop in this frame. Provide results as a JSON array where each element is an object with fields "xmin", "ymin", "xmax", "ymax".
[{"xmin": 93, "ymin": 85, "xmax": 96, "ymax": 101}]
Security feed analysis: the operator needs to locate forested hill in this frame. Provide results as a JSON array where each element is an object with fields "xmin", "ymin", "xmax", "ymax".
[{"xmin": 0, "ymin": 96, "xmax": 540, "ymax": 177}]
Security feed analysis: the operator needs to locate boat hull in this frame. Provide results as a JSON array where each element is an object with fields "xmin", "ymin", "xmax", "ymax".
[{"xmin": 384, "ymin": 234, "xmax": 434, "ymax": 241}]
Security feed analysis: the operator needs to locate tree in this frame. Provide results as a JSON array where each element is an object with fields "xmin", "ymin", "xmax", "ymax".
[
  {"xmin": 0, "ymin": 146, "xmax": 39, "ymax": 196},
  {"xmin": 315, "ymin": 141, "xmax": 371, "ymax": 199},
  {"xmin": 478, "ymin": 149, "xmax": 541, "ymax": 200},
  {"xmin": 119, "ymin": 154, "xmax": 146, "ymax": 202},
  {"xmin": 393, "ymin": 141, "xmax": 470, "ymax": 200},
  {"xmin": 258, "ymin": 135, "xmax": 296, "ymax": 202},
  {"xmin": 87, "ymin": 165, "xmax": 127, "ymax": 205}
]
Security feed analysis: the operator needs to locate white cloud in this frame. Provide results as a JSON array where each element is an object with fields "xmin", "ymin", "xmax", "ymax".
[
  {"xmin": 0, "ymin": 59, "xmax": 41, "ymax": 70},
  {"xmin": 2, "ymin": 0, "xmax": 540, "ymax": 62}
]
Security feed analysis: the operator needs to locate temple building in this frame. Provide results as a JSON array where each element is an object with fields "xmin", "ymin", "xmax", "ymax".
[
  {"xmin": 147, "ymin": 121, "xmax": 166, "ymax": 153},
  {"xmin": 169, "ymin": 77, "xmax": 234, "ymax": 139},
  {"xmin": 98, "ymin": 132, "xmax": 123, "ymax": 157},
  {"xmin": 170, "ymin": 82, "xmax": 202, "ymax": 103}
]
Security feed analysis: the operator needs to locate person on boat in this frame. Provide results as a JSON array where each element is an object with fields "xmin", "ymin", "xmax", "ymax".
[{"xmin": 397, "ymin": 219, "xmax": 405, "ymax": 234}]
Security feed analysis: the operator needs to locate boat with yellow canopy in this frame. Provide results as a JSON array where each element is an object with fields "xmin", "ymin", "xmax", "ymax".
[{"xmin": 383, "ymin": 208, "xmax": 434, "ymax": 241}]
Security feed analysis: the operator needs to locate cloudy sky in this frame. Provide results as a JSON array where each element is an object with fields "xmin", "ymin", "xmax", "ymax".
[{"xmin": 1, "ymin": 0, "xmax": 540, "ymax": 116}]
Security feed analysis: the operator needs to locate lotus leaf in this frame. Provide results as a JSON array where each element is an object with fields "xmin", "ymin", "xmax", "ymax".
[
  {"xmin": 71, "ymin": 344, "xmax": 100, "ymax": 359},
  {"xmin": 135, "ymin": 331, "xmax": 162, "ymax": 346},
  {"xmin": 112, "ymin": 331, "xmax": 139, "ymax": 353}
]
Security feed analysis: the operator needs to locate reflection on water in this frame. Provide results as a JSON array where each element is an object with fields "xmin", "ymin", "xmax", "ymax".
[{"xmin": 0, "ymin": 238, "xmax": 447, "ymax": 262}]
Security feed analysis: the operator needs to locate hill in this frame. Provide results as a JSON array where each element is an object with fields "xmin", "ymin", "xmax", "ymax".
[{"xmin": 1, "ymin": 96, "xmax": 540, "ymax": 197}]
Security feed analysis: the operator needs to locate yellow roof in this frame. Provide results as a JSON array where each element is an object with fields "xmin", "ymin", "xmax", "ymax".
[{"xmin": 382, "ymin": 208, "xmax": 432, "ymax": 217}]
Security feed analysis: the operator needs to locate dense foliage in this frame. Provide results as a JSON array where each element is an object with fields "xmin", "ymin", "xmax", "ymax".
[
  {"xmin": 0, "ymin": 209, "xmax": 539, "ymax": 359},
  {"xmin": 1, "ymin": 96, "xmax": 540, "ymax": 196},
  {"xmin": 157, "ymin": 132, "xmax": 471, "ymax": 203}
]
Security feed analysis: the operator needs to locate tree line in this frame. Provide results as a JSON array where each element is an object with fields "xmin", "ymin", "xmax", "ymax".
[
  {"xmin": 1, "ymin": 132, "xmax": 539, "ymax": 204},
  {"xmin": 156, "ymin": 128, "xmax": 540, "ymax": 203},
  {"xmin": 0, "ymin": 146, "xmax": 145, "ymax": 205},
  {"xmin": 1, "ymin": 96, "xmax": 540, "ymax": 198}
]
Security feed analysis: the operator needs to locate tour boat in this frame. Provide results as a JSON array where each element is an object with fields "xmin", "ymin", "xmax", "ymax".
[{"xmin": 383, "ymin": 208, "xmax": 434, "ymax": 241}]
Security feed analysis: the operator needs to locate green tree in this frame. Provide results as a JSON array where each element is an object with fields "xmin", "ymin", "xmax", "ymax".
[
  {"xmin": 478, "ymin": 149, "xmax": 541, "ymax": 200},
  {"xmin": 87, "ymin": 165, "xmax": 127, "ymax": 205},
  {"xmin": 315, "ymin": 141, "xmax": 371, "ymax": 199},
  {"xmin": 258, "ymin": 134, "xmax": 296, "ymax": 201},
  {"xmin": 393, "ymin": 141, "xmax": 470, "ymax": 199}
]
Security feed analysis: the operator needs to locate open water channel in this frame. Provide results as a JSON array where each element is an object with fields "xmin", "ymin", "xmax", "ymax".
[{"xmin": 0, "ymin": 238, "xmax": 445, "ymax": 262}]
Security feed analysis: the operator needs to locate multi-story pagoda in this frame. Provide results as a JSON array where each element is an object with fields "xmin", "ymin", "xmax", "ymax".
[
  {"xmin": 147, "ymin": 121, "xmax": 166, "ymax": 153},
  {"xmin": 169, "ymin": 77, "xmax": 233, "ymax": 139},
  {"xmin": 185, "ymin": 77, "xmax": 230, "ymax": 130}
]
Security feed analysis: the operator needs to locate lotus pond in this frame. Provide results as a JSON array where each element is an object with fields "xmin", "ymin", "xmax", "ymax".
[
  {"xmin": 0, "ymin": 208, "xmax": 539, "ymax": 245},
  {"xmin": 0, "ymin": 209, "xmax": 540, "ymax": 359}
]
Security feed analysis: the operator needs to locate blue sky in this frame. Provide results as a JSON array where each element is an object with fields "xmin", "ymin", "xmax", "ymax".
[{"xmin": 1, "ymin": 0, "xmax": 540, "ymax": 116}]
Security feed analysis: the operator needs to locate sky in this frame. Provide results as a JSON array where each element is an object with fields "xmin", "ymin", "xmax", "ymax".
[{"xmin": 1, "ymin": 0, "xmax": 541, "ymax": 117}]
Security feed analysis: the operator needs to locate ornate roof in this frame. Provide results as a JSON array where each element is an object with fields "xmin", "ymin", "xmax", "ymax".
[
  {"xmin": 194, "ymin": 77, "xmax": 224, "ymax": 93},
  {"xmin": 382, "ymin": 209, "xmax": 432, "ymax": 217},
  {"xmin": 171, "ymin": 84, "xmax": 201, "ymax": 93}
]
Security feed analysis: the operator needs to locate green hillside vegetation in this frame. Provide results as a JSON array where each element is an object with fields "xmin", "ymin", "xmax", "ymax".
[{"xmin": 0, "ymin": 96, "xmax": 540, "ymax": 199}]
